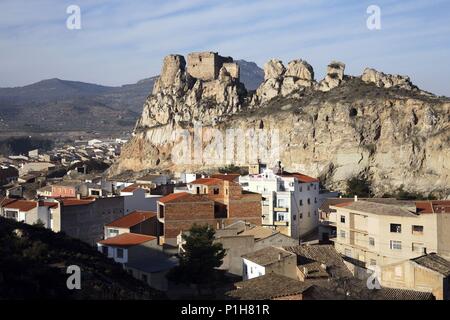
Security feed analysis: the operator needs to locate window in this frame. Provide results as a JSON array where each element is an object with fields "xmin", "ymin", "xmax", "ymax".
[
  {"xmin": 390, "ymin": 240, "xmax": 402, "ymax": 250},
  {"xmin": 307, "ymin": 185, "xmax": 310, "ymax": 191},
  {"xmin": 412, "ymin": 242, "xmax": 426, "ymax": 253},
  {"xmin": 308, "ymin": 211, "xmax": 311, "ymax": 217},
  {"xmin": 369, "ymin": 259, "xmax": 377, "ymax": 266},
  {"xmin": 109, "ymin": 229, "xmax": 119, "ymax": 237},
  {"xmin": 344, "ymin": 249, "xmax": 352, "ymax": 257},
  {"xmin": 412, "ymin": 225, "xmax": 424, "ymax": 235},
  {"xmin": 340, "ymin": 230, "xmax": 346, "ymax": 238},
  {"xmin": 277, "ymin": 198, "xmax": 286, "ymax": 207},
  {"xmin": 277, "ymin": 213, "xmax": 285, "ymax": 221},
  {"xmin": 390, "ymin": 223, "xmax": 402, "ymax": 233},
  {"xmin": 293, "ymin": 215, "xmax": 296, "ymax": 221},
  {"xmin": 307, "ymin": 198, "xmax": 310, "ymax": 205},
  {"xmin": 314, "ymin": 184, "xmax": 317, "ymax": 190},
  {"xmin": 102, "ymin": 246, "xmax": 108, "ymax": 255},
  {"xmin": 340, "ymin": 215, "xmax": 346, "ymax": 223},
  {"xmin": 369, "ymin": 237, "xmax": 375, "ymax": 246},
  {"xmin": 213, "ymin": 188, "xmax": 219, "ymax": 195},
  {"xmin": 299, "ymin": 213, "xmax": 303, "ymax": 219},
  {"xmin": 299, "ymin": 186, "xmax": 302, "ymax": 192},
  {"xmin": 314, "ymin": 197, "xmax": 317, "ymax": 204},
  {"xmin": 116, "ymin": 248, "xmax": 124, "ymax": 258},
  {"xmin": 299, "ymin": 200, "xmax": 303, "ymax": 206}
]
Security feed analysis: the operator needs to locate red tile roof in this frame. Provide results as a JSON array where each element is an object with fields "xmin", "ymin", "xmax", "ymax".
[
  {"xmin": 189, "ymin": 178, "xmax": 224, "ymax": 186},
  {"xmin": 3, "ymin": 199, "xmax": 37, "ymax": 211},
  {"xmin": 39, "ymin": 201, "xmax": 59, "ymax": 209},
  {"xmin": 106, "ymin": 210, "xmax": 156, "ymax": 228},
  {"xmin": 416, "ymin": 200, "xmax": 450, "ymax": 214},
  {"xmin": 121, "ymin": 184, "xmax": 140, "ymax": 193},
  {"xmin": 282, "ymin": 172, "xmax": 320, "ymax": 183},
  {"xmin": 61, "ymin": 198, "xmax": 95, "ymax": 206},
  {"xmin": 158, "ymin": 192, "xmax": 211, "ymax": 204},
  {"xmin": 98, "ymin": 233, "xmax": 156, "ymax": 247},
  {"xmin": 211, "ymin": 174, "xmax": 240, "ymax": 181}
]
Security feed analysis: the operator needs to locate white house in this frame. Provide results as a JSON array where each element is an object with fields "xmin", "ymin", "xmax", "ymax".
[
  {"xmin": 120, "ymin": 186, "xmax": 161, "ymax": 214},
  {"xmin": 97, "ymin": 233, "xmax": 158, "ymax": 264},
  {"xmin": 239, "ymin": 168, "xmax": 321, "ymax": 239}
]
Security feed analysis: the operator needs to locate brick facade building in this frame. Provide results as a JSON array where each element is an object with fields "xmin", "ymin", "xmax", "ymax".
[{"xmin": 157, "ymin": 178, "xmax": 261, "ymax": 245}]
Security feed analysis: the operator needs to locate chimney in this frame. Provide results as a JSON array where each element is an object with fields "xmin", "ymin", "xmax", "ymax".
[
  {"xmin": 354, "ymin": 195, "xmax": 358, "ymax": 202},
  {"xmin": 422, "ymin": 247, "xmax": 427, "ymax": 255}
]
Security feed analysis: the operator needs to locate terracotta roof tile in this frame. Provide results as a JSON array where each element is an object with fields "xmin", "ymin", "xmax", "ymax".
[
  {"xmin": 106, "ymin": 210, "xmax": 156, "ymax": 228},
  {"xmin": 39, "ymin": 201, "xmax": 59, "ymax": 209},
  {"xmin": 61, "ymin": 198, "xmax": 95, "ymax": 206},
  {"xmin": 210, "ymin": 174, "xmax": 240, "ymax": 181},
  {"xmin": 2, "ymin": 199, "xmax": 37, "ymax": 211},
  {"xmin": 189, "ymin": 178, "xmax": 223, "ymax": 186},
  {"xmin": 98, "ymin": 233, "xmax": 156, "ymax": 247},
  {"xmin": 416, "ymin": 200, "xmax": 450, "ymax": 214},
  {"xmin": 158, "ymin": 192, "xmax": 211, "ymax": 204},
  {"xmin": 281, "ymin": 171, "xmax": 319, "ymax": 183},
  {"xmin": 121, "ymin": 184, "xmax": 140, "ymax": 193}
]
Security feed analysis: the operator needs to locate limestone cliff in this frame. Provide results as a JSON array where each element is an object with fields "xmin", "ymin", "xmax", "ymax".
[{"xmin": 110, "ymin": 52, "xmax": 450, "ymax": 197}]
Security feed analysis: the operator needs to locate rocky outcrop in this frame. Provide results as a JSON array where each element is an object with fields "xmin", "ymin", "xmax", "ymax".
[
  {"xmin": 136, "ymin": 52, "xmax": 245, "ymax": 129},
  {"xmin": 256, "ymin": 59, "xmax": 316, "ymax": 102},
  {"xmin": 318, "ymin": 61, "xmax": 346, "ymax": 92},
  {"xmin": 111, "ymin": 52, "xmax": 450, "ymax": 198},
  {"xmin": 361, "ymin": 68, "xmax": 417, "ymax": 90}
]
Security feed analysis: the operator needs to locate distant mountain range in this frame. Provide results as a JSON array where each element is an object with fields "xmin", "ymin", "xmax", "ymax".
[{"xmin": 0, "ymin": 60, "xmax": 263, "ymax": 135}]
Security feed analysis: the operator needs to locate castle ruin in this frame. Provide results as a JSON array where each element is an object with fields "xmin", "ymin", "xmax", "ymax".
[{"xmin": 187, "ymin": 52, "xmax": 240, "ymax": 81}]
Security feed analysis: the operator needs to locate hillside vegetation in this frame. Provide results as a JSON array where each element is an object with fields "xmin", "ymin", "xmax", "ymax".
[{"xmin": 0, "ymin": 217, "xmax": 165, "ymax": 299}]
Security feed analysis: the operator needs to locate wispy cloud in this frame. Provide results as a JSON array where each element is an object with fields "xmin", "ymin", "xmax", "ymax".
[{"xmin": 0, "ymin": 0, "xmax": 449, "ymax": 96}]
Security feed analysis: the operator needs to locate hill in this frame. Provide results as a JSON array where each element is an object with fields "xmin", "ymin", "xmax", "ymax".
[
  {"xmin": 111, "ymin": 53, "xmax": 450, "ymax": 198},
  {"xmin": 0, "ymin": 217, "xmax": 166, "ymax": 299},
  {"xmin": 0, "ymin": 60, "xmax": 263, "ymax": 135}
]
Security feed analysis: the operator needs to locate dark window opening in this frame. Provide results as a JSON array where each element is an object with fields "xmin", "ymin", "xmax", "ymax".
[{"xmin": 390, "ymin": 223, "xmax": 401, "ymax": 233}]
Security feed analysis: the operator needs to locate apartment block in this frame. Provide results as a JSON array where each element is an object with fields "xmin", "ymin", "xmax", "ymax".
[
  {"xmin": 239, "ymin": 168, "xmax": 321, "ymax": 239},
  {"xmin": 332, "ymin": 200, "xmax": 450, "ymax": 267}
]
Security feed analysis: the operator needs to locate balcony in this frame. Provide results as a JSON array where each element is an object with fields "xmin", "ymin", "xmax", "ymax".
[{"xmin": 274, "ymin": 207, "xmax": 288, "ymax": 212}]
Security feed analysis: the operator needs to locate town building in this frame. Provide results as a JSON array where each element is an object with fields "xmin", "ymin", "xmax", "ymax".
[
  {"xmin": 241, "ymin": 246, "xmax": 297, "ymax": 280},
  {"xmin": 200, "ymin": 223, "xmax": 298, "ymax": 276},
  {"xmin": 97, "ymin": 233, "xmax": 177, "ymax": 291},
  {"xmin": 239, "ymin": 166, "xmax": 321, "ymax": 239},
  {"xmin": 157, "ymin": 177, "xmax": 261, "ymax": 246},
  {"xmin": 0, "ymin": 166, "xmax": 18, "ymax": 186},
  {"xmin": 227, "ymin": 273, "xmax": 312, "ymax": 300},
  {"xmin": 380, "ymin": 253, "xmax": 450, "ymax": 300},
  {"xmin": 332, "ymin": 199, "xmax": 450, "ymax": 268},
  {"xmin": 104, "ymin": 210, "xmax": 157, "ymax": 239},
  {"xmin": 0, "ymin": 198, "xmax": 57, "ymax": 228}
]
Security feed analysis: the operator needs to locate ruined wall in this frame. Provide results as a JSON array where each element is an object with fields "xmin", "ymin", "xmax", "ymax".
[{"xmin": 187, "ymin": 52, "xmax": 219, "ymax": 81}]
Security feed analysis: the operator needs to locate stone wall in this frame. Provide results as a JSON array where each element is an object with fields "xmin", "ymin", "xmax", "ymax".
[{"xmin": 187, "ymin": 52, "xmax": 235, "ymax": 81}]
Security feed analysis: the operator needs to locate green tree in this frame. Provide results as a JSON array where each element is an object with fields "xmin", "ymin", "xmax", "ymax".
[
  {"xmin": 345, "ymin": 177, "xmax": 371, "ymax": 197},
  {"xmin": 167, "ymin": 224, "xmax": 226, "ymax": 291}
]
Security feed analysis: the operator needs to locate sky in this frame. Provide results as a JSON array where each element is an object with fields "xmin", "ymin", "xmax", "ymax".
[{"xmin": 0, "ymin": 0, "xmax": 449, "ymax": 96}]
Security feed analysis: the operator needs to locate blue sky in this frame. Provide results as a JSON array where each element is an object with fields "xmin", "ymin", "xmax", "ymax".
[{"xmin": 0, "ymin": 0, "xmax": 449, "ymax": 96}]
